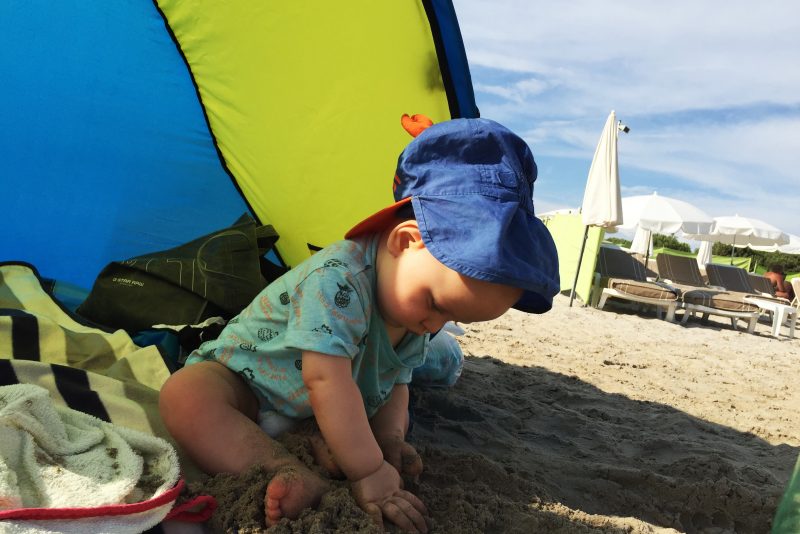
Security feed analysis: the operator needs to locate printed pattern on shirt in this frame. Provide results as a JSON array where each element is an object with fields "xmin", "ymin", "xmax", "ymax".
[{"xmin": 184, "ymin": 237, "xmax": 427, "ymax": 419}]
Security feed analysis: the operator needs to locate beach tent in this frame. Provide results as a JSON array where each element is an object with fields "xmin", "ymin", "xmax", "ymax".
[
  {"xmin": 0, "ymin": 3, "xmax": 479, "ymax": 524},
  {"xmin": 1, "ymin": 0, "xmax": 478, "ymax": 290}
]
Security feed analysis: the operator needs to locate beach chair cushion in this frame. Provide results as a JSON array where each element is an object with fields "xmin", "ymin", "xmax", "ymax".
[
  {"xmin": 594, "ymin": 247, "xmax": 678, "ymax": 307},
  {"xmin": 605, "ymin": 278, "xmax": 678, "ymax": 301},
  {"xmin": 656, "ymin": 254, "xmax": 763, "ymax": 311},
  {"xmin": 679, "ymin": 288, "xmax": 760, "ymax": 313}
]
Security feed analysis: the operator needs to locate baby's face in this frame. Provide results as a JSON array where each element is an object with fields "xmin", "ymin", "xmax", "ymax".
[{"xmin": 377, "ymin": 244, "xmax": 522, "ymax": 335}]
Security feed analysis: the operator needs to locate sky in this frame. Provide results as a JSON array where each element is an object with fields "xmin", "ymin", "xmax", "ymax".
[{"xmin": 452, "ymin": 0, "xmax": 800, "ymax": 242}]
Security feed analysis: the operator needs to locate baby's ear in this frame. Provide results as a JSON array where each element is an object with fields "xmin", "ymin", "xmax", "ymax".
[{"xmin": 386, "ymin": 220, "xmax": 424, "ymax": 255}]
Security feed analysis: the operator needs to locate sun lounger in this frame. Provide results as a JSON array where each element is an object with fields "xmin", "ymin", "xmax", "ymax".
[
  {"xmin": 704, "ymin": 264, "xmax": 796, "ymax": 338},
  {"xmin": 748, "ymin": 273, "xmax": 777, "ymax": 297},
  {"xmin": 655, "ymin": 254, "xmax": 760, "ymax": 332},
  {"xmin": 630, "ymin": 253, "xmax": 659, "ymax": 280},
  {"xmin": 592, "ymin": 246, "xmax": 678, "ymax": 321},
  {"xmin": 707, "ymin": 264, "xmax": 790, "ymax": 304}
]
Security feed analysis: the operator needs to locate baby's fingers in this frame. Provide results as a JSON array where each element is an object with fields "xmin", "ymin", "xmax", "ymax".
[
  {"xmin": 397, "ymin": 489, "xmax": 427, "ymax": 516},
  {"xmin": 382, "ymin": 496, "xmax": 428, "ymax": 533},
  {"xmin": 400, "ymin": 443, "xmax": 424, "ymax": 479},
  {"xmin": 363, "ymin": 502, "xmax": 385, "ymax": 532}
]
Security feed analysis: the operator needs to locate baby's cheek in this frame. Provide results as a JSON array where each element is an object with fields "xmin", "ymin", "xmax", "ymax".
[{"xmin": 404, "ymin": 297, "xmax": 428, "ymax": 322}]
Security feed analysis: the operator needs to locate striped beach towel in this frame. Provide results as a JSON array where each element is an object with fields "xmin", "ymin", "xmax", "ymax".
[
  {"xmin": 0, "ymin": 262, "xmax": 173, "ymax": 437},
  {"xmin": 0, "ymin": 262, "xmax": 210, "ymax": 531}
]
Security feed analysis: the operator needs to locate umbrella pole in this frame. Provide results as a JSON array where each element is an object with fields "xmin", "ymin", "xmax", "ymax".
[
  {"xmin": 730, "ymin": 235, "xmax": 736, "ymax": 265},
  {"xmin": 643, "ymin": 230, "xmax": 652, "ymax": 276},
  {"xmin": 569, "ymin": 226, "xmax": 590, "ymax": 307}
]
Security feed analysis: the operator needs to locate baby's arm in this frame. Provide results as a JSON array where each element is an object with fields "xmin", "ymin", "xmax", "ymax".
[
  {"xmin": 370, "ymin": 384, "xmax": 424, "ymax": 479},
  {"xmin": 302, "ymin": 351, "xmax": 382, "ymax": 478},
  {"xmin": 303, "ymin": 351, "xmax": 427, "ymax": 532}
]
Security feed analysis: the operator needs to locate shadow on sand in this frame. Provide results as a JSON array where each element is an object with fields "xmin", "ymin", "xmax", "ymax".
[{"xmin": 409, "ymin": 355, "xmax": 796, "ymax": 534}]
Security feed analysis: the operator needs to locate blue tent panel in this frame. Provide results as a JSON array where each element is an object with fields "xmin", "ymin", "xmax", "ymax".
[{"xmin": 1, "ymin": 0, "xmax": 248, "ymax": 288}]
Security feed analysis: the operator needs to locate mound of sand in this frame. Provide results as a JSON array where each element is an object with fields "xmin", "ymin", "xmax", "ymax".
[{"xmin": 185, "ymin": 295, "xmax": 799, "ymax": 533}]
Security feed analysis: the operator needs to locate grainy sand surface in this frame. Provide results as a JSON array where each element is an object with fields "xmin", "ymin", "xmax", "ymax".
[{"xmin": 187, "ymin": 294, "xmax": 799, "ymax": 533}]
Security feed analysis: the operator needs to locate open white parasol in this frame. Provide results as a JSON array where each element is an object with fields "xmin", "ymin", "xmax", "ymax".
[
  {"xmin": 619, "ymin": 192, "xmax": 714, "ymax": 268},
  {"xmin": 748, "ymin": 233, "xmax": 800, "ymax": 254},
  {"xmin": 685, "ymin": 215, "xmax": 789, "ymax": 264},
  {"xmin": 619, "ymin": 192, "xmax": 715, "ymax": 235}
]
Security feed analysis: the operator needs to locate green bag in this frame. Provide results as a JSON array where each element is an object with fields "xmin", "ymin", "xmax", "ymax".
[{"xmin": 77, "ymin": 214, "xmax": 286, "ymax": 332}]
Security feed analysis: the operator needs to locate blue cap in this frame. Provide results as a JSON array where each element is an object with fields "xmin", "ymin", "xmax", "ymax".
[{"xmin": 347, "ymin": 118, "xmax": 560, "ymax": 313}]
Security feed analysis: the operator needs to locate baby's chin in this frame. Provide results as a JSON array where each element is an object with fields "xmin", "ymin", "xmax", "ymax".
[{"xmin": 378, "ymin": 310, "xmax": 423, "ymax": 338}]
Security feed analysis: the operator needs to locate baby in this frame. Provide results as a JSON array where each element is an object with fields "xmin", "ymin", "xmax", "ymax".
[{"xmin": 159, "ymin": 115, "xmax": 559, "ymax": 532}]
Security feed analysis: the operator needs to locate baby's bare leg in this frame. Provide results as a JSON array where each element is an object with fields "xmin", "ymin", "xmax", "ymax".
[{"xmin": 159, "ymin": 361, "xmax": 328, "ymax": 525}]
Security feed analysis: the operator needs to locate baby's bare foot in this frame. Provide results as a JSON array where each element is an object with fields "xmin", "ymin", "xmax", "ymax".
[
  {"xmin": 265, "ymin": 465, "xmax": 329, "ymax": 525},
  {"xmin": 309, "ymin": 432, "xmax": 344, "ymax": 479}
]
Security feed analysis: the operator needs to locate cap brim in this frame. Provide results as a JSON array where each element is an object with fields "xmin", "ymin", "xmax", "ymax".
[
  {"xmin": 513, "ymin": 290, "xmax": 553, "ymax": 314},
  {"xmin": 345, "ymin": 197, "xmax": 413, "ymax": 239},
  {"xmin": 413, "ymin": 194, "xmax": 560, "ymax": 314}
]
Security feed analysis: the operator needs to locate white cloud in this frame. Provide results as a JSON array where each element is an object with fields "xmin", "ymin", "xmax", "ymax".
[
  {"xmin": 455, "ymin": 0, "xmax": 800, "ymax": 113},
  {"xmin": 474, "ymin": 77, "xmax": 549, "ymax": 104},
  {"xmin": 453, "ymin": 0, "xmax": 800, "ymax": 236}
]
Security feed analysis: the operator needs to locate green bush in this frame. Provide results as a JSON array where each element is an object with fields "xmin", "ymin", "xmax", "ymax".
[
  {"xmin": 605, "ymin": 234, "xmax": 691, "ymax": 253},
  {"xmin": 712, "ymin": 243, "xmax": 800, "ymax": 272},
  {"xmin": 606, "ymin": 237, "xmax": 632, "ymax": 248},
  {"xmin": 653, "ymin": 234, "xmax": 690, "ymax": 252}
]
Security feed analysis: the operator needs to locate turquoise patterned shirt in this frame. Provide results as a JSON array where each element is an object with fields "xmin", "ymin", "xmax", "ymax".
[{"xmin": 185, "ymin": 235, "xmax": 428, "ymax": 419}]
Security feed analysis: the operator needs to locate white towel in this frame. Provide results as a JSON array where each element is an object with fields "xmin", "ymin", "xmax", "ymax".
[{"xmin": 0, "ymin": 384, "xmax": 180, "ymax": 533}]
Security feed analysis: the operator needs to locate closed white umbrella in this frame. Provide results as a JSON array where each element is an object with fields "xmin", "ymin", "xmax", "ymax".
[
  {"xmin": 696, "ymin": 240, "xmax": 713, "ymax": 269},
  {"xmin": 618, "ymin": 192, "xmax": 714, "ymax": 268},
  {"xmin": 630, "ymin": 225, "xmax": 652, "ymax": 255},
  {"xmin": 580, "ymin": 111, "xmax": 623, "ymax": 229},
  {"xmin": 570, "ymin": 111, "xmax": 626, "ymax": 306}
]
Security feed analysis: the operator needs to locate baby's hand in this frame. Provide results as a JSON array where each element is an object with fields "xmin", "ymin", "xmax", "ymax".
[
  {"xmin": 351, "ymin": 461, "xmax": 428, "ymax": 533},
  {"xmin": 376, "ymin": 433, "xmax": 424, "ymax": 481}
]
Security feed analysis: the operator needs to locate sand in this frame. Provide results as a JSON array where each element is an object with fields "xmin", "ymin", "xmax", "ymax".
[{"xmin": 184, "ymin": 295, "xmax": 799, "ymax": 533}]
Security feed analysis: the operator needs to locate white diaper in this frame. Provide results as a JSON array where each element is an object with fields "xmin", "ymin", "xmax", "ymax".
[{"xmin": 257, "ymin": 409, "xmax": 298, "ymax": 438}]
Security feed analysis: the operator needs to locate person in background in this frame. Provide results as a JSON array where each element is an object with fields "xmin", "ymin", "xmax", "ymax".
[{"xmin": 764, "ymin": 264, "xmax": 795, "ymax": 301}]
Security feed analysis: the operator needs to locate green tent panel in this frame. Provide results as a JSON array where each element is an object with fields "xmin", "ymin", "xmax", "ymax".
[
  {"xmin": 543, "ymin": 214, "xmax": 604, "ymax": 305},
  {"xmin": 773, "ymin": 454, "xmax": 800, "ymax": 533},
  {"xmin": 160, "ymin": 0, "xmax": 465, "ymax": 266}
]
